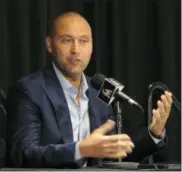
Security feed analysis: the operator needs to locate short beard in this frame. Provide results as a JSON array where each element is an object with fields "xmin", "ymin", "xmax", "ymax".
[{"xmin": 52, "ymin": 59, "xmax": 82, "ymax": 81}]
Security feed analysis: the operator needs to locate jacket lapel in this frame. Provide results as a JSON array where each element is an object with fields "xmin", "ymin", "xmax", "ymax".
[
  {"xmin": 42, "ymin": 65, "xmax": 73, "ymax": 143},
  {"xmin": 86, "ymin": 79, "xmax": 103, "ymax": 166},
  {"xmin": 86, "ymin": 79, "xmax": 102, "ymax": 133}
]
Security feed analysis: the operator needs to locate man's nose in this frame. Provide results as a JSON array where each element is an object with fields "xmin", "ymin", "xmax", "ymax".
[{"xmin": 70, "ymin": 40, "xmax": 80, "ymax": 54}]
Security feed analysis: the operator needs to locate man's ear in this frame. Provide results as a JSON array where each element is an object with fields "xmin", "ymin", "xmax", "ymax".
[{"xmin": 46, "ymin": 36, "xmax": 53, "ymax": 53}]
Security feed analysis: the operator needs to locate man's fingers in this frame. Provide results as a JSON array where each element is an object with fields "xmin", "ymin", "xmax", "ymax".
[
  {"xmin": 100, "ymin": 148, "xmax": 128, "ymax": 158},
  {"xmin": 102, "ymin": 138, "xmax": 134, "ymax": 156},
  {"xmin": 106, "ymin": 151, "xmax": 128, "ymax": 158},
  {"xmin": 105, "ymin": 146, "xmax": 133, "ymax": 155},
  {"xmin": 153, "ymin": 109, "xmax": 162, "ymax": 121},
  {"xmin": 160, "ymin": 95, "xmax": 170, "ymax": 112},
  {"xmin": 103, "ymin": 134, "xmax": 131, "ymax": 142},
  {"xmin": 157, "ymin": 100, "xmax": 166, "ymax": 118},
  {"xmin": 114, "ymin": 140, "xmax": 134, "ymax": 150},
  {"xmin": 165, "ymin": 91, "xmax": 173, "ymax": 105},
  {"xmin": 103, "ymin": 140, "xmax": 134, "ymax": 151},
  {"xmin": 93, "ymin": 120, "xmax": 115, "ymax": 135},
  {"xmin": 151, "ymin": 110, "xmax": 157, "ymax": 125}
]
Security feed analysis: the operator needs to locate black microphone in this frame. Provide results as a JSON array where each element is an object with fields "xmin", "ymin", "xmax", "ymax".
[
  {"xmin": 149, "ymin": 81, "xmax": 181, "ymax": 112},
  {"xmin": 91, "ymin": 73, "xmax": 143, "ymax": 111},
  {"xmin": 91, "ymin": 73, "xmax": 143, "ymax": 169}
]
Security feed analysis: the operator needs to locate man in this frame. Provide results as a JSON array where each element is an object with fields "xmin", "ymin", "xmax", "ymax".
[{"xmin": 6, "ymin": 12, "xmax": 173, "ymax": 168}]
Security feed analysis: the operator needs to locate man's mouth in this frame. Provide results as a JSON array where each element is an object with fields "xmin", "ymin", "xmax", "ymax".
[{"xmin": 68, "ymin": 57, "xmax": 81, "ymax": 63}]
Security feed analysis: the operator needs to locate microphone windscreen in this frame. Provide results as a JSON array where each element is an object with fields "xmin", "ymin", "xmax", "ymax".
[{"xmin": 91, "ymin": 73, "xmax": 106, "ymax": 90}]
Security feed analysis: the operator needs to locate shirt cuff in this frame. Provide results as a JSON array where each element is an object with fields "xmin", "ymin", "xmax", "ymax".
[
  {"xmin": 148, "ymin": 128, "xmax": 166, "ymax": 144},
  {"xmin": 75, "ymin": 141, "xmax": 83, "ymax": 161}
]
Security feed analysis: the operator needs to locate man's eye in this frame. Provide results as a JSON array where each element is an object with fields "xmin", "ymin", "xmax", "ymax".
[
  {"xmin": 61, "ymin": 38, "xmax": 72, "ymax": 43},
  {"xmin": 79, "ymin": 39, "xmax": 89, "ymax": 44}
]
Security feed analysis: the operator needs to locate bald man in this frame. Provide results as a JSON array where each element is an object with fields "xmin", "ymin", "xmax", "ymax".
[{"xmin": 6, "ymin": 12, "xmax": 173, "ymax": 168}]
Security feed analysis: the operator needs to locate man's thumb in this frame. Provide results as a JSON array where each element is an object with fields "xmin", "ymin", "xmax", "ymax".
[{"xmin": 93, "ymin": 120, "xmax": 115, "ymax": 135}]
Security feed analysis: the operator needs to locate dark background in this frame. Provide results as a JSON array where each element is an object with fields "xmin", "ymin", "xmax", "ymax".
[{"xmin": 0, "ymin": 0, "xmax": 181, "ymax": 164}]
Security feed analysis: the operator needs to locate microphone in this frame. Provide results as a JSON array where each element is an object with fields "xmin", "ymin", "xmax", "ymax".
[
  {"xmin": 91, "ymin": 73, "xmax": 143, "ymax": 111},
  {"xmin": 149, "ymin": 82, "xmax": 181, "ymax": 112},
  {"xmin": 91, "ymin": 74, "xmax": 144, "ymax": 169}
]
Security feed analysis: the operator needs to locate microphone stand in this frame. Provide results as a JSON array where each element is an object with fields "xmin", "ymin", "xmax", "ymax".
[
  {"xmin": 114, "ymin": 100, "xmax": 122, "ymax": 162},
  {"xmin": 99, "ymin": 100, "xmax": 139, "ymax": 169},
  {"xmin": 148, "ymin": 91, "xmax": 154, "ymax": 165}
]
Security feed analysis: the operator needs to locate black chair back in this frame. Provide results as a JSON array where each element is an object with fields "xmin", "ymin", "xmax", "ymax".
[{"xmin": 0, "ymin": 89, "xmax": 6, "ymax": 168}]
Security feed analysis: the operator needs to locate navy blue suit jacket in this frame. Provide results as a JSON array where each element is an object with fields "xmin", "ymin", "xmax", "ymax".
[{"xmin": 6, "ymin": 64, "xmax": 166, "ymax": 168}]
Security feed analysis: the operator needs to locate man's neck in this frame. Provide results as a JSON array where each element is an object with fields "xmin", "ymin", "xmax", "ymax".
[
  {"xmin": 53, "ymin": 61, "xmax": 82, "ymax": 89},
  {"xmin": 66, "ymin": 75, "xmax": 82, "ymax": 105},
  {"xmin": 66, "ymin": 76, "xmax": 82, "ymax": 89}
]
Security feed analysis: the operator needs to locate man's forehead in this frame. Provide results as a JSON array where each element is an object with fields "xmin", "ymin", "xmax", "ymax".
[
  {"xmin": 50, "ymin": 12, "xmax": 92, "ymax": 37},
  {"xmin": 56, "ymin": 14, "xmax": 91, "ymax": 28},
  {"xmin": 54, "ymin": 21, "xmax": 92, "ymax": 37},
  {"xmin": 56, "ymin": 14, "xmax": 90, "ymax": 27}
]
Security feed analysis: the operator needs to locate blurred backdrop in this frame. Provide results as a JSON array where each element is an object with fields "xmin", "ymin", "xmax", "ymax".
[{"xmin": 0, "ymin": 0, "xmax": 181, "ymax": 163}]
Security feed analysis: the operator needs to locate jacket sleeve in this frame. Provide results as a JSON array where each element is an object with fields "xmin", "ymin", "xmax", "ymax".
[{"xmin": 6, "ymin": 83, "xmax": 79, "ymax": 168}]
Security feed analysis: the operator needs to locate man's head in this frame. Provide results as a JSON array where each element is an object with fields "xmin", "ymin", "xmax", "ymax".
[{"xmin": 46, "ymin": 12, "xmax": 93, "ymax": 79}]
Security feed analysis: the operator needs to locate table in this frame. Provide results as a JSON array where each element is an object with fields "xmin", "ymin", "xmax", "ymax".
[{"xmin": 1, "ymin": 164, "xmax": 181, "ymax": 171}]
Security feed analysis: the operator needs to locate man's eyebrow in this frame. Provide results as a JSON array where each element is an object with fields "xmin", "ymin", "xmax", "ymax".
[
  {"xmin": 79, "ymin": 35, "xmax": 92, "ymax": 39},
  {"xmin": 59, "ymin": 34, "xmax": 72, "ymax": 38},
  {"xmin": 58, "ymin": 35, "xmax": 92, "ymax": 39}
]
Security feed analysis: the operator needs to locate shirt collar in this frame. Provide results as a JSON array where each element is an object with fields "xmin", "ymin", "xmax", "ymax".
[{"xmin": 52, "ymin": 62, "xmax": 88, "ymax": 95}]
